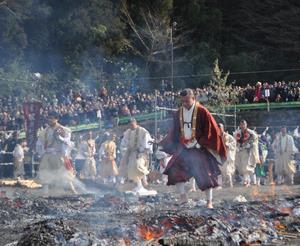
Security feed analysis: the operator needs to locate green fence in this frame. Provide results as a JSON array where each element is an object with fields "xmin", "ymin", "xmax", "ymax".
[{"xmin": 226, "ymin": 101, "xmax": 300, "ymax": 110}]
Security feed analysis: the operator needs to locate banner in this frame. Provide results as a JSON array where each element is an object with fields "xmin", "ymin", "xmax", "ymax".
[{"xmin": 23, "ymin": 101, "xmax": 42, "ymax": 150}]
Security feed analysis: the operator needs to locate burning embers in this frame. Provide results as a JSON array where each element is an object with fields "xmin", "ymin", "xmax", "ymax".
[
  {"xmin": 133, "ymin": 197, "xmax": 300, "ymax": 245},
  {"xmin": 0, "ymin": 179, "xmax": 42, "ymax": 189},
  {"xmin": 251, "ymin": 183, "xmax": 276, "ymax": 201},
  {"xmin": 137, "ymin": 224, "xmax": 164, "ymax": 241},
  {"xmin": 0, "ymin": 186, "xmax": 300, "ymax": 245},
  {"xmin": 137, "ymin": 212, "xmax": 205, "ymax": 241}
]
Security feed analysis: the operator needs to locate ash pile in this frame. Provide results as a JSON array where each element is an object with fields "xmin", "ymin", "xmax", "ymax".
[
  {"xmin": 1, "ymin": 190, "xmax": 300, "ymax": 245},
  {"xmin": 17, "ymin": 220, "xmax": 75, "ymax": 246},
  {"xmin": 135, "ymin": 197, "xmax": 300, "ymax": 245}
]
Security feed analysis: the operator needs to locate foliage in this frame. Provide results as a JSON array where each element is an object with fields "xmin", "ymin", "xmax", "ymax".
[
  {"xmin": 208, "ymin": 59, "xmax": 237, "ymax": 122},
  {"xmin": 0, "ymin": 0, "xmax": 300, "ymax": 96}
]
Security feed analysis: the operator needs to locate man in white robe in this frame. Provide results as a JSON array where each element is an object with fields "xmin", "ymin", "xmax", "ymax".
[
  {"xmin": 120, "ymin": 118, "xmax": 156, "ymax": 195},
  {"xmin": 234, "ymin": 120, "xmax": 260, "ymax": 187},
  {"xmin": 218, "ymin": 123, "xmax": 236, "ymax": 187},
  {"xmin": 13, "ymin": 139, "xmax": 26, "ymax": 178},
  {"xmin": 80, "ymin": 132, "xmax": 97, "ymax": 179},
  {"xmin": 99, "ymin": 133, "xmax": 119, "ymax": 184},
  {"xmin": 154, "ymin": 146, "xmax": 170, "ymax": 185},
  {"xmin": 272, "ymin": 126, "xmax": 298, "ymax": 185},
  {"xmin": 37, "ymin": 112, "xmax": 77, "ymax": 194}
]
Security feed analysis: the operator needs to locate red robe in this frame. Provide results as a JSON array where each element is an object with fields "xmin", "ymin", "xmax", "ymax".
[
  {"xmin": 160, "ymin": 103, "xmax": 227, "ymax": 190},
  {"xmin": 64, "ymin": 157, "xmax": 74, "ymax": 171}
]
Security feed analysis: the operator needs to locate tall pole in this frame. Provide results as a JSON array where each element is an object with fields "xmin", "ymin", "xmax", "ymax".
[
  {"xmin": 170, "ymin": 21, "xmax": 177, "ymax": 106},
  {"xmin": 154, "ymin": 90, "xmax": 158, "ymax": 139},
  {"xmin": 171, "ymin": 28, "xmax": 174, "ymax": 94},
  {"xmin": 234, "ymin": 104, "xmax": 237, "ymax": 132}
]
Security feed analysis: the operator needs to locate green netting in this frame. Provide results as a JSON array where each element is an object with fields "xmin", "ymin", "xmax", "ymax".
[{"xmin": 226, "ymin": 101, "xmax": 300, "ymax": 110}]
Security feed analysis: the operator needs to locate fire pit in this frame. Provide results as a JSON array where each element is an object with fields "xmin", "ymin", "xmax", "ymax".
[{"xmin": 0, "ymin": 183, "xmax": 299, "ymax": 245}]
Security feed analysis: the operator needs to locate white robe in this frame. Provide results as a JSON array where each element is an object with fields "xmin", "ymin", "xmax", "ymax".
[
  {"xmin": 155, "ymin": 146, "xmax": 171, "ymax": 174},
  {"xmin": 220, "ymin": 132, "xmax": 236, "ymax": 177},
  {"xmin": 272, "ymin": 133, "xmax": 298, "ymax": 177},
  {"xmin": 13, "ymin": 144, "xmax": 25, "ymax": 177},
  {"xmin": 80, "ymin": 140, "xmax": 97, "ymax": 178},
  {"xmin": 99, "ymin": 140, "xmax": 118, "ymax": 178},
  {"xmin": 120, "ymin": 126, "xmax": 152, "ymax": 182},
  {"xmin": 37, "ymin": 125, "xmax": 75, "ymax": 188},
  {"xmin": 235, "ymin": 129, "xmax": 260, "ymax": 176}
]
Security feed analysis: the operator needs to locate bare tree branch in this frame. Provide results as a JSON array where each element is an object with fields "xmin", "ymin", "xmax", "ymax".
[{"xmin": 120, "ymin": 0, "xmax": 150, "ymax": 51}]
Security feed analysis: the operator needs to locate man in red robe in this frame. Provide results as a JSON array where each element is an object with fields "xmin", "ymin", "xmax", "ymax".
[{"xmin": 160, "ymin": 89, "xmax": 226, "ymax": 208}]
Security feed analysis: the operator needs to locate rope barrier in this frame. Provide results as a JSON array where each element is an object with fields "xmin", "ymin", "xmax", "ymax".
[
  {"xmin": 1, "ymin": 68, "xmax": 300, "ymax": 82},
  {"xmin": 0, "ymin": 161, "xmax": 39, "ymax": 166},
  {"xmin": 225, "ymin": 125, "xmax": 299, "ymax": 129},
  {"xmin": 0, "ymin": 162, "xmax": 13, "ymax": 166}
]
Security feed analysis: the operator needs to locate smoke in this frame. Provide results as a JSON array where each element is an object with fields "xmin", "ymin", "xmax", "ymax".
[{"xmin": 38, "ymin": 162, "xmax": 89, "ymax": 196}]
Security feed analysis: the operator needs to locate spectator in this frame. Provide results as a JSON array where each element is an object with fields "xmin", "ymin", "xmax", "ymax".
[
  {"xmin": 0, "ymin": 79, "xmax": 300, "ymax": 132},
  {"xmin": 2, "ymin": 131, "xmax": 19, "ymax": 164},
  {"xmin": 253, "ymin": 82, "xmax": 263, "ymax": 102}
]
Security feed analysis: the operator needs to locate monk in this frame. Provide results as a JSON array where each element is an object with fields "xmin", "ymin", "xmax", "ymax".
[
  {"xmin": 218, "ymin": 123, "xmax": 236, "ymax": 188},
  {"xmin": 234, "ymin": 120, "xmax": 259, "ymax": 187},
  {"xmin": 80, "ymin": 131, "xmax": 97, "ymax": 179},
  {"xmin": 120, "ymin": 118, "xmax": 156, "ymax": 195},
  {"xmin": 272, "ymin": 126, "xmax": 298, "ymax": 185},
  {"xmin": 159, "ymin": 89, "xmax": 226, "ymax": 208},
  {"xmin": 99, "ymin": 133, "xmax": 119, "ymax": 184},
  {"xmin": 37, "ymin": 112, "xmax": 77, "ymax": 194}
]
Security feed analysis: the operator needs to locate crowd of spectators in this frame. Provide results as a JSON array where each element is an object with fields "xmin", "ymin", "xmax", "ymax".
[
  {"xmin": 235, "ymin": 81, "xmax": 300, "ymax": 104},
  {"xmin": 0, "ymin": 80, "xmax": 300, "ymax": 131}
]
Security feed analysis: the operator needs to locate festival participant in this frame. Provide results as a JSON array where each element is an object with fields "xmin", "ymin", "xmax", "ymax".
[
  {"xmin": 74, "ymin": 135, "xmax": 86, "ymax": 177},
  {"xmin": 13, "ymin": 139, "xmax": 26, "ymax": 178},
  {"xmin": 120, "ymin": 118, "xmax": 156, "ymax": 195},
  {"xmin": 3, "ymin": 131, "xmax": 18, "ymax": 165},
  {"xmin": 218, "ymin": 123, "xmax": 236, "ymax": 188},
  {"xmin": 99, "ymin": 133, "xmax": 119, "ymax": 184},
  {"xmin": 234, "ymin": 120, "xmax": 260, "ymax": 187},
  {"xmin": 80, "ymin": 131, "xmax": 97, "ymax": 179},
  {"xmin": 154, "ymin": 145, "xmax": 171, "ymax": 185},
  {"xmin": 255, "ymin": 131, "xmax": 269, "ymax": 186},
  {"xmin": 272, "ymin": 126, "xmax": 298, "ymax": 185},
  {"xmin": 37, "ymin": 112, "xmax": 77, "ymax": 194},
  {"xmin": 159, "ymin": 89, "xmax": 226, "ymax": 208}
]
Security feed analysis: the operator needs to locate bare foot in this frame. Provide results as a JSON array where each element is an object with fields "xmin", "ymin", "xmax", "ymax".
[
  {"xmin": 189, "ymin": 187, "xmax": 196, "ymax": 192},
  {"xmin": 206, "ymin": 202, "xmax": 213, "ymax": 209},
  {"xmin": 142, "ymin": 180, "xmax": 149, "ymax": 187},
  {"xmin": 70, "ymin": 183, "xmax": 78, "ymax": 195}
]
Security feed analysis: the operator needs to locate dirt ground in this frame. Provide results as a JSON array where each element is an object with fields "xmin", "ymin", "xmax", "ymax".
[{"xmin": 2, "ymin": 179, "xmax": 300, "ymax": 204}]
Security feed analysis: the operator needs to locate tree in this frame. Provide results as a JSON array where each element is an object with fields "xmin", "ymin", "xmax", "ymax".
[
  {"xmin": 0, "ymin": 0, "xmax": 28, "ymax": 68},
  {"xmin": 208, "ymin": 59, "xmax": 237, "ymax": 124},
  {"xmin": 221, "ymin": 0, "xmax": 300, "ymax": 82},
  {"xmin": 46, "ymin": 0, "xmax": 128, "ymax": 79},
  {"xmin": 121, "ymin": 0, "xmax": 191, "ymax": 86}
]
